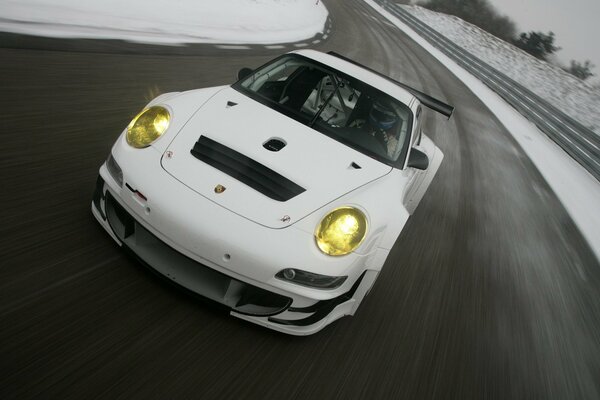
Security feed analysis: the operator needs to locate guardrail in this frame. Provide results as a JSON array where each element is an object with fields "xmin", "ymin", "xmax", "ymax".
[{"xmin": 375, "ymin": 0, "xmax": 600, "ymax": 182}]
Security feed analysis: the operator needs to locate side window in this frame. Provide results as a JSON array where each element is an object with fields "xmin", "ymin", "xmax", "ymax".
[{"xmin": 241, "ymin": 59, "xmax": 305, "ymax": 102}]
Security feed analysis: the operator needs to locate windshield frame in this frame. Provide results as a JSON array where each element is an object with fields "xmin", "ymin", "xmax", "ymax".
[{"xmin": 231, "ymin": 53, "xmax": 414, "ymax": 168}]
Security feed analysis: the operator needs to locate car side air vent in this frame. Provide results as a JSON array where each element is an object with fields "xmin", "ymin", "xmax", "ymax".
[
  {"xmin": 190, "ymin": 136, "xmax": 305, "ymax": 202},
  {"xmin": 263, "ymin": 138, "xmax": 286, "ymax": 152}
]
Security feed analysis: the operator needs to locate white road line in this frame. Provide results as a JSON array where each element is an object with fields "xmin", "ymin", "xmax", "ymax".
[
  {"xmin": 312, "ymin": 40, "xmax": 321, "ymax": 44},
  {"xmin": 294, "ymin": 43, "xmax": 309, "ymax": 48},
  {"xmin": 265, "ymin": 45, "xmax": 285, "ymax": 49}
]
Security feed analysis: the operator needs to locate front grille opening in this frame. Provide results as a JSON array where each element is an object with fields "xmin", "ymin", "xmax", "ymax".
[{"xmin": 190, "ymin": 135, "xmax": 305, "ymax": 202}]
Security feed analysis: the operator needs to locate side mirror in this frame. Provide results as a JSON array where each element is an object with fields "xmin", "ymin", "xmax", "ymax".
[
  {"xmin": 407, "ymin": 148, "xmax": 429, "ymax": 170},
  {"xmin": 238, "ymin": 67, "xmax": 253, "ymax": 81}
]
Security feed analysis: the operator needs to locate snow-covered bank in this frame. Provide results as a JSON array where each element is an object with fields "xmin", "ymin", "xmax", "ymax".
[
  {"xmin": 402, "ymin": 5, "xmax": 600, "ymax": 136},
  {"xmin": 364, "ymin": 0, "xmax": 600, "ymax": 261},
  {"xmin": 0, "ymin": 0, "xmax": 328, "ymax": 45}
]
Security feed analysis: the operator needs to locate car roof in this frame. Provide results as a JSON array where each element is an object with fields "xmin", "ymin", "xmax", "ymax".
[{"xmin": 293, "ymin": 49, "xmax": 416, "ymax": 109}]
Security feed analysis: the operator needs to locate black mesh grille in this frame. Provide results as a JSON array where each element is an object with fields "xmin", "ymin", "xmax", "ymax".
[{"xmin": 190, "ymin": 136, "xmax": 305, "ymax": 202}]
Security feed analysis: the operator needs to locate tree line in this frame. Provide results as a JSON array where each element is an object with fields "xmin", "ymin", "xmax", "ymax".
[{"xmin": 417, "ymin": 0, "xmax": 595, "ymax": 80}]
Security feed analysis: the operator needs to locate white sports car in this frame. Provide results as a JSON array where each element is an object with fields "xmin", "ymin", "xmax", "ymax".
[{"xmin": 92, "ymin": 50, "xmax": 453, "ymax": 335}]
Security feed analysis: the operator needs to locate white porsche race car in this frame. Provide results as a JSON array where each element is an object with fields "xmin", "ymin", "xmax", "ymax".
[{"xmin": 92, "ymin": 50, "xmax": 453, "ymax": 335}]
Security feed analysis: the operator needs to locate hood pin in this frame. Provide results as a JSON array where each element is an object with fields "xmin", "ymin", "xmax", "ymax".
[{"xmin": 281, "ymin": 215, "xmax": 291, "ymax": 223}]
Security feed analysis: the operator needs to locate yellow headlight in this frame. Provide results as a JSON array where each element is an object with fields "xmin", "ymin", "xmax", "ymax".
[
  {"xmin": 126, "ymin": 106, "xmax": 170, "ymax": 148},
  {"xmin": 315, "ymin": 207, "xmax": 368, "ymax": 256}
]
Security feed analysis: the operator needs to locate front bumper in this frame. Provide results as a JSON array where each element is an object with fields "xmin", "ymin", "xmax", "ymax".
[{"xmin": 92, "ymin": 174, "xmax": 380, "ymax": 335}]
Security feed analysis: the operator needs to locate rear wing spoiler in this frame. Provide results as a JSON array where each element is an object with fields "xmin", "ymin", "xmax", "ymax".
[{"xmin": 327, "ymin": 51, "xmax": 454, "ymax": 119}]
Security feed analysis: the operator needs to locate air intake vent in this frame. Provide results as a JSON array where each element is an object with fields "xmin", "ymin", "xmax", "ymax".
[
  {"xmin": 263, "ymin": 138, "xmax": 286, "ymax": 152},
  {"xmin": 190, "ymin": 136, "xmax": 305, "ymax": 202}
]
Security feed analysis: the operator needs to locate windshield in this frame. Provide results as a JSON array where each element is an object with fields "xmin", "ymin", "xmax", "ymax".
[{"xmin": 232, "ymin": 54, "xmax": 413, "ymax": 166}]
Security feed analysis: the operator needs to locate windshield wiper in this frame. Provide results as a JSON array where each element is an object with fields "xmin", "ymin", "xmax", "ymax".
[{"xmin": 309, "ymin": 75, "xmax": 343, "ymax": 127}]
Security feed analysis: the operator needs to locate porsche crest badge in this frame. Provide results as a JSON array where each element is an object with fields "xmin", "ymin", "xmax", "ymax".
[{"xmin": 214, "ymin": 184, "xmax": 226, "ymax": 194}]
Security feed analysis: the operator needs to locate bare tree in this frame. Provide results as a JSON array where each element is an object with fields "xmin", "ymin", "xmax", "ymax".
[
  {"xmin": 419, "ymin": 0, "xmax": 516, "ymax": 41},
  {"xmin": 564, "ymin": 60, "xmax": 595, "ymax": 80},
  {"xmin": 512, "ymin": 31, "xmax": 561, "ymax": 60}
]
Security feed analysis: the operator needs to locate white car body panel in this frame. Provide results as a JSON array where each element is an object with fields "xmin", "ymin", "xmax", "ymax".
[{"xmin": 91, "ymin": 50, "xmax": 450, "ymax": 335}]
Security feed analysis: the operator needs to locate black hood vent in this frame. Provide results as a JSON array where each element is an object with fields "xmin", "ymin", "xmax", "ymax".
[
  {"xmin": 190, "ymin": 136, "xmax": 305, "ymax": 202},
  {"xmin": 263, "ymin": 138, "xmax": 286, "ymax": 152}
]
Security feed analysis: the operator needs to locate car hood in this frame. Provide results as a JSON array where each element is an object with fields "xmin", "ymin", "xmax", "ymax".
[{"xmin": 161, "ymin": 87, "xmax": 391, "ymax": 229}]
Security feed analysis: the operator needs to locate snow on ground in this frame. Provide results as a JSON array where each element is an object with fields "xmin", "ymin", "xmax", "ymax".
[
  {"xmin": 0, "ymin": 0, "xmax": 328, "ymax": 45},
  {"xmin": 402, "ymin": 5, "xmax": 600, "ymax": 135},
  {"xmin": 364, "ymin": 0, "xmax": 600, "ymax": 261}
]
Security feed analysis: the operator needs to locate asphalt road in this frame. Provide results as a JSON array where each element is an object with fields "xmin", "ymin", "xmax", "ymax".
[{"xmin": 2, "ymin": 1, "xmax": 600, "ymax": 399}]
